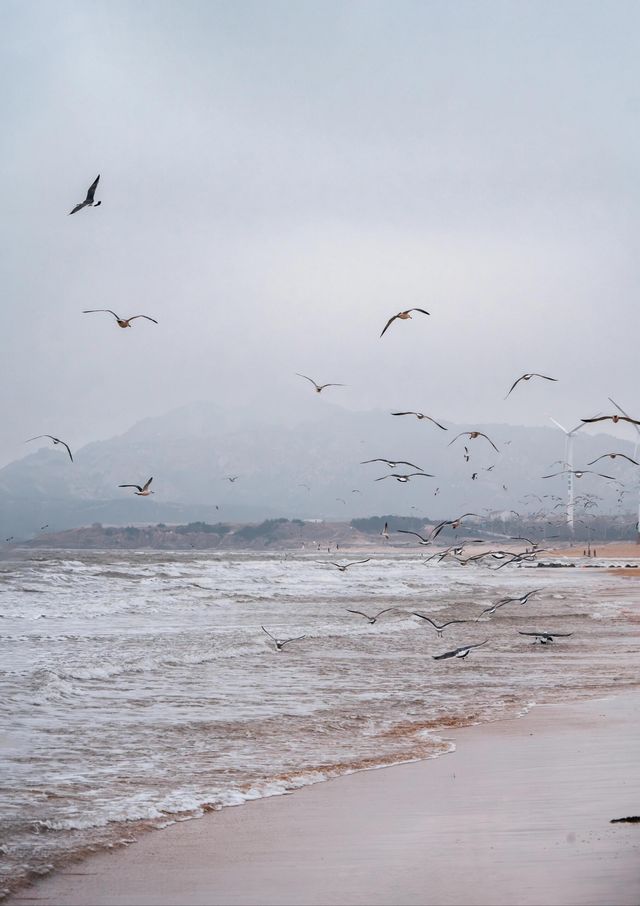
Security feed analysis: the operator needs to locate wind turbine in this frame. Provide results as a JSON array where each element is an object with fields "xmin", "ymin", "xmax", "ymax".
[
  {"xmin": 608, "ymin": 396, "xmax": 640, "ymax": 544},
  {"xmin": 548, "ymin": 417, "xmax": 587, "ymax": 533}
]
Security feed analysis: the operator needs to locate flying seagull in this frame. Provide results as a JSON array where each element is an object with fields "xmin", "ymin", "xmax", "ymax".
[
  {"xmin": 381, "ymin": 521, "xmax": 390, "ymax": 540},
  {"xmin": 362, "ymin": 458, "xmax": 425, "ymax": 470},
  {"xmin": 345, "ymin": 607, "xmax": 395, "ymax": 624},
  {"xmin": 226, "ymin": 476, "xmax": 239, "ymax": 483},
  {"xmin": 390, "ymin": 412, "xmax": 447, "ymax": 429},
  {"xmin": 504, "ymin": 373, "xmax": 558, "ymax": 399},
  {"xmin": 83, "ymin": 310, "xmax": 158, "ymax": 328},
  {"xmin": 449, "ymin": 431, "xmax": 499, "ymax": 453},
  {"xmin": 581, "ymin": 414, "xmax": 640, "ymax": 426},
  {"xmin": 261, "ymin": 626, "xmax": 306, "ymax": 651},
  {"xmin": 397, "ymin": 529, "xmax": 433, "ymax": 545},
  {"xmin": 325, "ymin": 559, "xmax": 371, "ymax": 572},
  {"xmin": 118, "ymin": 477, "xmax": 154, "ymax": 496},
  {"xmin": 587, "ymin": 452, "xmax": 640, "ymax": 466},
  {"xmin": 499, "ymin": 589, "xmax": 541, "ymax": 607},
  {"xmin": 518, "ymin": 630, "xmax": 573, "ymax": 645},
  {"xmin": 380, "ymin": 308, "xmax": 430, "ymax": 338},
  {"xmin": 542, "ymin": 469, "xmax": 615, "ymax": 481},
  {"xmin": 433, "ymin": 640, "xmax": 489, "ymax": 661},
  {"xmin": 375, "ymin": 472, "xmax": 434, "ymax": 483},
  {"xmin": 412, "ymin": 613, "xmax": 471, "ymax": 637},
  {"xmin": 430, "ymin": 513, "xmax": 480, "ymax": 541},
  {"xmin": 25, "ymin": 435, "xmax": 73, "ymax": 462},
  {"xmin": 296, "ymin": 374, "xmax": 345, "ymax": 393},
  {"xmin": 68, "ymin": 175, "xmax": 101, "ymax": 215}
]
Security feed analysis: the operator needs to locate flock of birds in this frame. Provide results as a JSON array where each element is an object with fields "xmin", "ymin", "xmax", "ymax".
[
  {"xmin": 261, "ymin": 583, "xmax": 573, "ymax": 658},
  {"xmin": 18, "ymin": 174, "xmax": 640, "ymax": 662}
]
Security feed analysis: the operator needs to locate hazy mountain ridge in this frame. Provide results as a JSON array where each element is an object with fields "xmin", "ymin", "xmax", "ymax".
[{"xmin": 1, "ymin": 401, "xmax": 636, "ymax": 538}]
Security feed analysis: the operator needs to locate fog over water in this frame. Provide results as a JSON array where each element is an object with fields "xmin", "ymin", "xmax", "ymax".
[{"xmin": 2, "ymin": 1, "xmax": 640, "ymax": 473}]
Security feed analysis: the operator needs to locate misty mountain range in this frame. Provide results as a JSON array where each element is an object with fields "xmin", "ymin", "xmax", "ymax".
[{"xmin": 1, "ymin": 400, "xmax": 637, "ymax": 539}]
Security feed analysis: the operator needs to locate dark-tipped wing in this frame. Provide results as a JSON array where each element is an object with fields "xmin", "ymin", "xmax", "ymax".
[
  {"xmin": 280, "ymin": 635, "xmax": 306, "ymax": 647},
  {"xmin": 83, "ymin": 309, "xmax": 120, "ymax": 320},
  {"xmin": 119, "ymin": 484, "xmax": 143, "ymax": 491},
  {"xmin": 407, "ymin": 308, "xmax": 430, "ymax": 316},
  {"xmin": 345, "ymin": 609, "xmax": 371, "ymax": 619},
  {"xmin": 390, "ymin": 412, "xmax": 419, "ymax": 417},
  {"xmin": 344, "ymin": 559, "xmax": 372, "ymax": 567},
  {"xmin": 261, "ymin": 626, "xmax": 277, "ymax": 642},
  {"xmin": 296, "ymin": 373, "xmax": 319, "ymax": 388},
  {"xmin": 426, "ymin": 416, "xmax": 448, "ymax": 430},
  {"xmin": 380, "ymin": 314, "xmax": 399, "ymax": 337},
  {"xmin": 397, "ymin": 530, "xmax": 430, "ymax": 542},
  {"xmin": 478, "ymin": 433, "xmax": 499, "ymax": 452},
  {"xmin": 412, "ymin": 613, "xmax": 438, "ymax": 627},
  {"xmin": 504, "ymin": 375, "xmax": 525, "ymax": 398},
  {"xmin": 373, "ymin": 608, "xmax": 395, "ymax": 619},
  {"xmin": 142, "ymin": 477, "xmax": 153, "ymax": 491},
  {"xmin": 129, "ymin": 315, "xmax": 159, "ymax": 324},
  {"xmin": 68, "ymin": 202, "xmax": 88, "ymax": 215},
  {"xmin": 395, "ymin": 461, "xmax": 424, "ymax": 470},
  {"xmin": 59, "ymin": 440, "xmax": 74, "ymax": 462},
  {"xmin": 86, "ymin": 174, "xmax": 100, "ymax": 202},
  {"xmin": 447, "ymin": 432, "xmax": 467, "ymax": 446}
]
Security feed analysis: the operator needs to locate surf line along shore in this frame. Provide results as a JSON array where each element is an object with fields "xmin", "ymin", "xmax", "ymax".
[{"xmin": 9, "ymin": 692, "xmax": 640, "ymax": 906}]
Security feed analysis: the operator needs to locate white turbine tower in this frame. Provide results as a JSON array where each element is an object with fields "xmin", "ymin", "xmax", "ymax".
[
  {"xmin": 548, "ymin": 417, "xmax": 587, "ymax": 533},
  {"xmin": 608, "ymin": 396, "xmax": 640, "ymax": 544}
]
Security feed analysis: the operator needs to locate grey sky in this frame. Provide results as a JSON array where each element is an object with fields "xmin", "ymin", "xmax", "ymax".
[{"xmin": 2, "ymin": 0, "xmax": 640, "ymax": 469}]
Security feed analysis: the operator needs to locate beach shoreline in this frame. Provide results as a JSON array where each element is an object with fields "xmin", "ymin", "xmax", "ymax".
[{"xmin": 9, "ymin": 690, "xmax": 640, "ymax": 906}]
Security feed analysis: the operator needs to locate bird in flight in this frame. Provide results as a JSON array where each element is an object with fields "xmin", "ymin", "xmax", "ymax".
[
  {"xmin": 25, "ymin": 435, "xmax": 73, "ymax": 462},
  {"xmin": 325, "ymin": 559, "xmax": 371, "ymax": 572},
  {"xmin": 296, "ymin": 374, "xmax": 345, "ymax": 394},
  {"xmin": 83, "ymin": 310, "xmax": 158, "ymax": 328},
  {"xmin": 518, "ymin": 630, "xmax": 573, "ymax": 645},
  {"xmin": 118, "ymin": 477, "xmax": 154, "ymax": 496},
  {"xmin": 362, "ymin": 458, "xmax": 425, "ymax": 470},
  {"xmin": 581, "ymin": 413, "xmax": 640, "ymax": 426},
  {"xmin": 380, "ymin": 308, "xmax": 430, "ymax": 338},
  {"xmin": 587, "ymin": 452, "xmax": 639, "ymax": 466},
  {"xmin": 433, "ymin": 640, "xmax": 489, "ymax": 661},
  {"xmin": 449, "ymin": 431, "xmax": 499, "ymax": 453},
  {"xmin": 261, "ymin": 626, "xmax": 306, "ymax": 651},
  {"xmin": 375, "ymin": 472, "xmax": 434, "ymax": 483},
  {"xmin": 504, "ymin": 373, "xmax": 557, "ymax": 399},
  {"xmin": 397, "ymin": 529, "xmax": 433, "ymax": 545},
  {"xmin": 390, "ymin": 412, "xmax": 447, "ymax": 430},
  {"xmin": 412, "ymin": 613, "xmax": 471, "ymax": 637},
  {"xmin": 381, "ymin": 522, "xmax": 390, "ymax": 540},
  {"xmin": 69, "ymin": 175, "xmax": 101, "ymax": 215},
  {"xmin": 226, "ymin": 476, "xmax": 239, "ymax": 483},
  {"xmin": 542, "ymin": 469, "xmax": 615, "ymax": 481},
  {"xmin": 345, "ymin": 607, "xmax": 395, "ymax": 624},
  {"xmin": 430, "ymin": 513, "xmax": 479, "ymax": 541}
]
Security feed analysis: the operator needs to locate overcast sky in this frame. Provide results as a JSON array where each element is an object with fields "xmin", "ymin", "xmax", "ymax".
[{"xmin": 2, "ymin": 0, "xmax": 640, "ymax": 468}]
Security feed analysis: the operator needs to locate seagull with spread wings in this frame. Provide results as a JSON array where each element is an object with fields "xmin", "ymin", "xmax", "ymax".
[
  {"xmin": 587, "ymin": 452, "xmax": 640, "ymax": 466},
  {"xmin": 362, "ymin": 458, "xmax": 425, "ymax": 470},
  {"xmin": 449, "ymin": 431, "xmax": 499, "ymax": 453},
  {"xmin": 69, "ymin": 175, "xmax": 101, "ymax": 215},
  {"xmin": 430, "ymin": 513, "xmax": 479, "ymax": 541},
  {"xmin": 375, "ymin": 472, "xmax": 434, "ymax": 483},
  {"xmin": 542, "ymin": 469, "xmax": 616, "ymax": 481},
  {"xmin": 397, "ymin": 529, "xmax": 433, "ymax": 545},
  {"xmin": 83, "ymin": 310, "xmax": 158, "ymax": 328},
  {"xmin": 296, "ymin": 374, "xmax": 345, "ymax": 393},
  {"xmin": 412, "ymin": 613, "xmax": 471, "ymax": 637},
  {"xmin": 380, "ymin": 308, "xmax": 430, "ymax": 338},
  {"xmin": 433, "ymin": 640, "xmax": 489, "ymax": 661},
  {"xmin": 581, "ymin": 413, "xmax": 640, "ymax": 426},
  {"xmin": 324, "ymin": 559, "xmax": 371, "ymax": 572},
  {"xmin": 504, "ymin": 373, "xmax": 557, "ymax": 399},
  {"xmin": 345, "ymin": 607, "xmax": 395, "ymax": 624},
  {"xmin": 118, "ymin": 477, "xmax": 154, "ymax": 496},
  {"xmin": 25, "ymin": 435, "xmax": 73, "ymax": 462},
  {"xmin": 390, "ymin": 412, "xmax": 447, "ymax": 429},
  {"xmin": 261, "ymin": 626, "xmax": 306, "ymax": 651},
  {"xmin": 518, "ymin": 630, "xmax": 573, "ymax": 645}
]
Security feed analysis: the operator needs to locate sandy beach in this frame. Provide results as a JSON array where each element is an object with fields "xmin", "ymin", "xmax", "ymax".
[{"xmin": 10, "ymin": 692, "xmax": 640, "ymax": 906}]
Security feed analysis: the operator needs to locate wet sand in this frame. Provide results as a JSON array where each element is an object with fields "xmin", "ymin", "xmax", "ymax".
[{"xmin": 10, "ymin": 692, "xmax": 640, "ymax": 906}]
